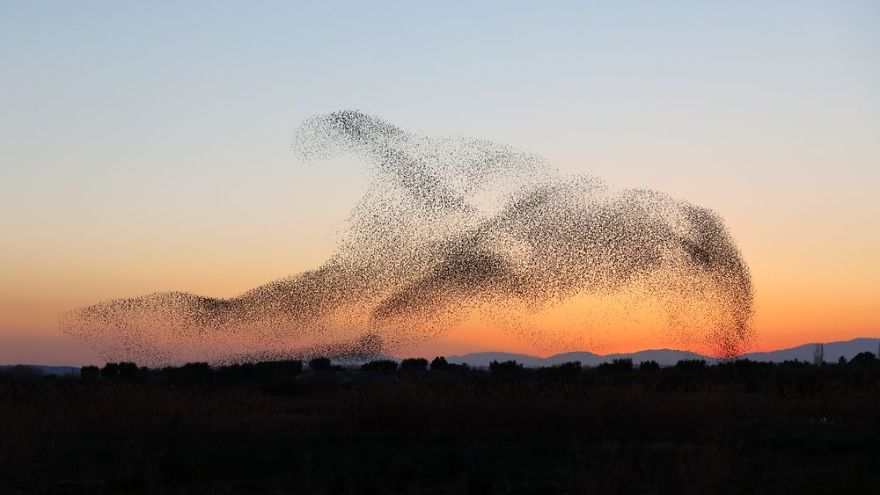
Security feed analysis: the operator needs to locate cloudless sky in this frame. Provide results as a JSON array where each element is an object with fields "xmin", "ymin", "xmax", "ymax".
[{"xmin": 1, "ymin": 1, "xmax": 878, "ymax": 364}]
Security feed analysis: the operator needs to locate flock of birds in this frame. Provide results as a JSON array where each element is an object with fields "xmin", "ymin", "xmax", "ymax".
[{"xmin": 61, "ymin": 111, "xmax": 754, "ymax": 365}]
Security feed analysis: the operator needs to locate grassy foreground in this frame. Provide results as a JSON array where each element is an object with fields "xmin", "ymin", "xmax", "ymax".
[{"xmin": 1, "ymin": 356, "xmax": 879, "ymax": 494}]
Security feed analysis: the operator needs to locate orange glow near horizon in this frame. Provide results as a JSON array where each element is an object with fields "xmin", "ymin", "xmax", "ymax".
[
  {"xmin": 2, "ymin": 252, "xmax": 877, "ymax": 365},
  {"xmin": 2, "ymin": 210, "xmax": 880, "ymax": 365}
]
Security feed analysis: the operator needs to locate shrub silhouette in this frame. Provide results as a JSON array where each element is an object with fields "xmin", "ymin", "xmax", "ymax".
[
  {"xmin": 544, "ymin": 361, "xmax": 582, "ymax": 382},
  {"xmin": 5, "ymin": 351, "xmax": 880, "ymax": 495},
  {"xmin": 215, "ymin": 360, "xmax": 303, "ymax": 392},
  {"xmin": 255, "ymin": 360, "xmax": 303, "ymax": 376},
  {"xmin": 361, "ymin": 360, "xmax": 398, "ymax": 372},
  {"xmin": 167, "ymin": 362, "xmax": 213, "ymax": 388},
  {"xmin": 309, "ymin": 357, "xmax": 332, "ymax": 371},
  {"xmin": 728, "ymin": 359, "xmax": 770, "ymax": 370},
  {"xmin": 98, "ymin": 362, "xmax": 143, "ymax": 381},
  {"xmin": 779, "ymin": 359, "xmax": 810, "ymax": 369},
  {"xmin": 598, "ymin": 358, "xmax": 633, "ymax": 372},
  {"xmin": 430, "ymin": 356, "xmax": 450, "ymax": 371},
  {"xmin": 400, "ymin": 358, "xmax": 428, "ymax": 371}
]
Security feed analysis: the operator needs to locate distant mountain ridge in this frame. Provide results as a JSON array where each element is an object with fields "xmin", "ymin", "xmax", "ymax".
[
  {"xmin": 741, "ymin": 338, "xmax": 880, "ymax": 364},
  {"xmin": 446, "ymin": 337, "xmax": 880, "ymax": 368},
  {"xmin": 3, "ymin": 338, "xmax": 878, "ymax": 370},
  {"xmin": 447, "ymin": 349, "xmax": 712, "ymax": 368}
]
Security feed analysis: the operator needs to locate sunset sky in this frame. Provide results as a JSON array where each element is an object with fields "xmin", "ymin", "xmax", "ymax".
[{"xmin": 2, "ymin": 1, "xmax": 878, "ymax": 364}]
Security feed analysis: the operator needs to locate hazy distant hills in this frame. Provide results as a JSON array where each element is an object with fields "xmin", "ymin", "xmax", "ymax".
[
  {"xmin": 4, "ymin": 338, "xmax": 878, "ymax": 371},
  {"xmin": 444, "ymin": 349, "xmax": 710, "ymax": 368},
  {"xmin": 740, "ymin": 338, "xmax": 880, "ymax": 364},
  {"xmin": 0, "ymin": 365, "xmax": 79, "ymax": 376},
  {"xmin": 448, "ymin": 349, "xmax": 712, "ymax": 368},
  {"xmin": 447, "ymin": 337, "xmax": 880, "ymax": 368}
]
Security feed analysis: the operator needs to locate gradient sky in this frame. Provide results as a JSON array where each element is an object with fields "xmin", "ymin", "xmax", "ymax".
[{"xmin": 2, "ymin": 1, "xmax": 878, "ymax": 364}]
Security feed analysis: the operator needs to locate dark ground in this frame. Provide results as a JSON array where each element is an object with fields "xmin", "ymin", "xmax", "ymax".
[{"xmin": 1, "ymin": 357, "xmax": 879, "ymax": 494}]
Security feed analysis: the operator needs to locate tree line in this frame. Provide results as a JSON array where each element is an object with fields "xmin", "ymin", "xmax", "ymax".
[{"xmin": 3, "ymin": 352, "xmax": 878, "ymax": 394}]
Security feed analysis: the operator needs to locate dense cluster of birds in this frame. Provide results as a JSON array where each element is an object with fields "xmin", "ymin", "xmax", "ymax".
[{"xmin": 61, "ymin": 111, "xmax": 754, "ymax": 365}]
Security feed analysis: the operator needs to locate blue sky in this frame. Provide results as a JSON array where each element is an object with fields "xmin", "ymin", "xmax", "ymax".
[{"xmin": 1, "ymin": 1, "xmax": 878, "ymax": 363}]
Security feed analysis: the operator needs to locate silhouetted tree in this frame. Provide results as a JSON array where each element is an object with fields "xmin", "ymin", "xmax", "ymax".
[
  {"xmin": 400, "ymin": 358, "xmax": 428, "ymax": 371},
  {"xmin": 849, "ymin": 352, "xmax": 877, "ymax": 366},
  {"xmin": 489, "ymin": 360, "xmax": 523, "ymax": 375},
  {"xmin": 675, "ymin": 359, "xmax": 707, "ymax": 371},
  {"xmin": 638, "ymin": 360, "xmax": 660, "ymax": 373},
  {"xmin": 80, "ymin": 365, "xmax": 100, "ymax": 383},
  {"xmin": 101, "ymin": 362, "xmax": 120, "ymax": 379},
  {"xmin": 813, "ymin": 343, "xmax": 825, "ymax": 366},
  {"xmin": 118, "ymin": 362, "xmax": 140, "ymax": 381},
  {"xmin": 430, "ymin": 356, "xmax": 450, "ymax": 371},
  {"xmin": 545, "ymin": 361, "xmax": 582, "ymax": 382}
]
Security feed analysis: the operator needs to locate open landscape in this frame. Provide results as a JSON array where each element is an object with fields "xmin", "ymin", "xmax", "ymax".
[
  {"xmin": 3, "ymin": 2, "xmax": 878, "ymax": 493},
  {"xmin": 3, "ymin": 346, "xmax": 880, "ymax": 494}
]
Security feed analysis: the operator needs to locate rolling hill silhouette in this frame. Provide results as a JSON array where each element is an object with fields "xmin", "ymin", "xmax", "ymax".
[
  {"xmin": 6, "ymin": 337, "xmax": 876, "ymax": 369},
  {"xmin": 444, "ymin": 337, "xmax": 880, "ymax": 367}
]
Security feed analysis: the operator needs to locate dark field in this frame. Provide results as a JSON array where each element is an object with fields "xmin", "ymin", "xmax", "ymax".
[{"xmin": 2, "ymin": 356, "xmax": 879, "ymax": 495}]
